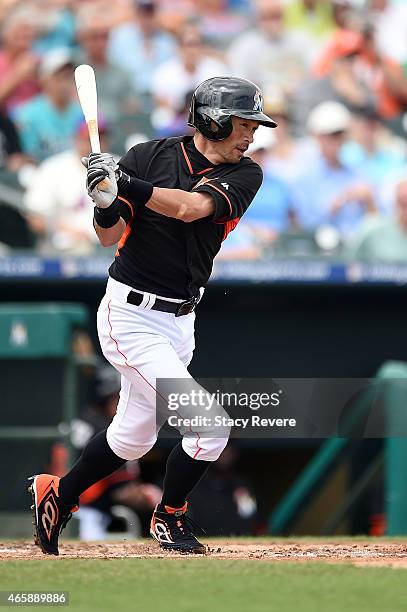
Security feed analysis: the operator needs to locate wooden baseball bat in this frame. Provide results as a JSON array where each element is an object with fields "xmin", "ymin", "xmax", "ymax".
[{"xmin": 74, "ymin": 64, "xmax": 108, "ymax": 189}]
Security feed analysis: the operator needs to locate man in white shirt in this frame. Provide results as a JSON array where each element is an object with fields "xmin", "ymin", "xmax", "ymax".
[{"xmin": 23, "ymin": 121, "xmax": 109, "ymax": 253}]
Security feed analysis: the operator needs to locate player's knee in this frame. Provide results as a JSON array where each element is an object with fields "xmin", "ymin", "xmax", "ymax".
[
  {"xmin": 182, "ymin": 435, "xmax": 229, "ymax": 462},
  {"xmin": 106, "ymin": 427, "xmax": 156, "ymax": 461}
]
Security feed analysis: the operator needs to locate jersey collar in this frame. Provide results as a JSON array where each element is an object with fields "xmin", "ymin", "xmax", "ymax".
[{"xmin": 181, "ymin": 136, "xmax": 215, "ymax": 176}]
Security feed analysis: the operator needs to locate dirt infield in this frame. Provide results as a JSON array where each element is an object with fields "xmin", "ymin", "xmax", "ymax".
[{"xmin": 1, "ymin": 540, "xmax": 407, "ymax": 567}]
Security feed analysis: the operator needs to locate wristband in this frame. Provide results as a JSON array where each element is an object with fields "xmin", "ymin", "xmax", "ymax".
[
  {"xmin": 116, "ymin": 169, "xmax": 153, "ymax": 206},
  {"xmin": 93, "ymin": 198, "xmax": 121, "ymax": 228}
]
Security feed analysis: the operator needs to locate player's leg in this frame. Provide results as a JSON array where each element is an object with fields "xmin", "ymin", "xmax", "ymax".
[
  {"xmin": 29, "ymin": 377, "xmax": 156, "ymax": 556},
  {"xmin": 149, "ymin": 314, "xmax": 231, "ymax": 553},
  {"xmin": 161, "ymin": 311, "xmax": 230, "ymax": 507}
]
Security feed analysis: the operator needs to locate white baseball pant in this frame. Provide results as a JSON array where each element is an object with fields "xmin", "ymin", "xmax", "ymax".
[{"xmin": 97, "ymin": 277, "xmax": 230, "ymax": 462}]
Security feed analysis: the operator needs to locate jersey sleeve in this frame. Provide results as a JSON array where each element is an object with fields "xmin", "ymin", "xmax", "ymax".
[{"xmin": 193, "ymin": 160, "xmax": 263, "ymax": 223}]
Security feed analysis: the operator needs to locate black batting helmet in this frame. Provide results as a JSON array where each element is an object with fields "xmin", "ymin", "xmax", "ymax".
[{"xmin": 188, "ymin": 76, "xmax": 277, "ymax": 141}]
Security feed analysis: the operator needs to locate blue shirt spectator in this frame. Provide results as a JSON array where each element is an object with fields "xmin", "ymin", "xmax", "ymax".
[
  {"xmin": 292, "ymin": 101, "xmax": 377, "ymax": 238},
  {"xmin": 244, "ymin": 172, "xmax": 292, "ymax": 233},
  {"xmin": 291, "ymin": 155, "xmax": 370, "ymax": 237},
  {"xmin": 15, "ymin": 94, "xmax": 82, "ymax": 162},
  {"xmin": 14, "ymin": 49, "xmax": 82, "ymax": 162},
  {"xmin": 244, "ymin": 126, "xmax": 292, "ymax": 235},
  {"xmin": 340, "ymin": 109, "xmax": 406, "ymax": 188},
  {"xmin": 33, "ymin": 8, "xmax": 76, "ymax": 54},
  {"xmin": 216, "ymin": 169, "xmax": 292, "ymax": 260},
  {"xmin": 108, "ymin": 1, "xmax": 176, "ymax": 97},
  {"xmin": 342, "ymin": 141, "xmax": 405, "ymax": 185}
]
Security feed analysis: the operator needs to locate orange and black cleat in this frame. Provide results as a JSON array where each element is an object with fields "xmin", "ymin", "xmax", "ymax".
[
  {"xmin": 150, "ymin": 502, "xmax": 207, "ymax": 554},
  {"xmin": 28, "ymin": 474, "xmax": 78, "ymax": 556}
]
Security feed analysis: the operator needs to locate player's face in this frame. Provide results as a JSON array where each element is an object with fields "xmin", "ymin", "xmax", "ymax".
[{"xmin": 220, "ymin": 117, "xmax": 260, "ymax": 164}]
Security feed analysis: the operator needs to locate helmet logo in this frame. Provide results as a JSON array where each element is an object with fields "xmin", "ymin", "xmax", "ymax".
[{"xmin": 253, "ymin": 90, "xmax": 263, "ymax": 112}]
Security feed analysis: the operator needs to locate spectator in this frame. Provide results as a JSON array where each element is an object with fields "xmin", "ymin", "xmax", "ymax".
[
  {"xmin": 291, "ymin": 101, "xmax": 377, "ymax": 239},
  {"xmin": 108, "ymin": 0, "xmax": 177, "ymax": 100},
  {"xmin": 284, "ymin": 0, "xmax": 336, "ymax": 41},
  {"xmin": 193, "ymin": 0, "xmax": 249, "ymax": 48},
  {"xmin": 0, "ymin": 111, "xmax": 30, "ymax": 173},
  {"xmin": 31, "ymin": 0, "xmax": 76, "ymax": 54},
  {"xmin": 243, "ymin": 126, "xmax": 293, "ymax": 244},
  {"xmin": 295, "ymin": 30, "xmax": 375, "ymax": 132},
  {"xmin": 154, "ymin": 91, "xmax": 195, "ymax": 138},
  {"xmin": 0, "ymin": 6, "xmax": 41, "ymax": 113},
  {"xmin": 331, "ymin": 0, "xmax": 357, "ymax": 31},
  {"xmin": 14, "ymin": 48, "xmax": 82, "ymax": 162},
  {"xmin": 341, "ymin": 107, "xmax": 406, "ymax": 186},
  {"xmin": 370, "ymin": 0, "xmax": 407, "ymax": 64},
  {"xmin": 349, "ymin": 178, "xmax": 407, "ymax": 262},
  {"xmin": 227, "ymin": 0, "xmax": 315, "ymax": 95},
  {"xmin": 0, "ymin": 0, "xmax": 21, "ymax": 23},
  {"xmin": 357, "ymin": 19, "xmax": 407, "ymax": 133},
  {"xmin": 313, "ymin": 7, "xmax": 407, "ymax": 131},
  {"xmin": 217, "ymin": 126, "xmax": 293, "ymax": 260},
  {"xmin": 75, "ymin": 6, "xmax": 139, "ymax": 131},
  {"xmin": 313, "ymin": 29, "xmax": 362, "ymax": 77},
  {"xmin": 151, "ymin": 22, "xmax": 227, "ymax": 132},
  {"xmin": 263, "ymin": 90, "xmax": 316, "ymax": 182},
  {"xmin": 0, "ymin": 111, "xmax": 37, "ymax": 251},
  {"xmin": 22, "ymin": 118, "xmax": 103, "ymax": 253}
]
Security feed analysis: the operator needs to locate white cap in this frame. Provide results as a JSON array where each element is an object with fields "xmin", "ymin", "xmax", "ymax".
[
  {"xmin": 247, "ymin": 125, "xmax": 276, "ymax": 154},
  {"xmin": 39, "ymin": 48, "xmax": 73, "ymax": 79},
  {"xmin": 307, "ymin": 101, "xmax": 351, "ymax": 135}
]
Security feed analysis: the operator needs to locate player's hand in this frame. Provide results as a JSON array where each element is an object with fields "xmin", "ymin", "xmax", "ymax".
[
  {"xmin": 81, "ymin": 152, "xmax": 117, "ymax": 171},
  {"xmin": 87, "ymin": 163, "xmax": 118, "ymax": 208}
]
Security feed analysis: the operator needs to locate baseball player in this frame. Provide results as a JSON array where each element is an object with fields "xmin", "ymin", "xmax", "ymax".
[{"xmin": 29, "ymin": 77, "xmax": 277, "ymax": 555}]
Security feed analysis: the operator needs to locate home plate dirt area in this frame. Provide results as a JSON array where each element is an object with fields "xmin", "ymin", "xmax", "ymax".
[{"xmin": 2, "ymin": 540, "xmax": 407, "ymax": 567}]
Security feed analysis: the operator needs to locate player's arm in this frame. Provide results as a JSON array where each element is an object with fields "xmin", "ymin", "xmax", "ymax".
[
  {"xmin": 93, "ymin": 216, "xmax": 126, "ymax": 247},
  {"xmin": 147, "ymin": 188, "xmax": 214, "ymax": 222},
  {"xmin": 115, "ymin": 167, "xmax": 215, "ymax": 221}
]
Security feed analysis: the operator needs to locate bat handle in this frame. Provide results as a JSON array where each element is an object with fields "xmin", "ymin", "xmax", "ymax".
[
  {"xmin": 87, "ymin": 119, "xmax": 109, "ymax": 189},
  {"xmin": 88, "ymin": 119, "xmax": 101, "ymax": 154}
]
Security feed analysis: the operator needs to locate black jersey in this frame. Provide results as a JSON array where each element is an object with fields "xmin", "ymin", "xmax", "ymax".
[{"xmin": 109, "ymin": 135, "xmax": 263, "ymax": 299}]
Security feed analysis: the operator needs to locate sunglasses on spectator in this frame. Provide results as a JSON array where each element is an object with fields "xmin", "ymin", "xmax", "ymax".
[
  {"xmin": 86, "ymin": 30, "xmax": 110, "ymax": 40},
  {"xmin": 259, "ymin": 11, "xmax": 284, "ymax": 21},
  {"xmin": 326, "ymin": 130, "xmax": 346, "ymax": 137}
]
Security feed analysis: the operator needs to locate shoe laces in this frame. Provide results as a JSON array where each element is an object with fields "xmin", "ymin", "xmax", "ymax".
[
  {"xmin": 58, "ymin": 503, "xmax": 77, "ymax": 535},
  {"xmin": 59, "ymin": 512, "xmax": 72, "ymax": 535},
  {"xmin": 173, "ymin": 513, "xmax": 205, "ymax": 539}
]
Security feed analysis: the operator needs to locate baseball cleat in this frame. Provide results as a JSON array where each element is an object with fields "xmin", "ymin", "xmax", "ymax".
[
  {"xmin": 28, "ymin": 474, "xmax": 78, "ymax": 556},
  {"xmin": 150, "ymin": 502, "xmax": 207, "ymax": 554}
]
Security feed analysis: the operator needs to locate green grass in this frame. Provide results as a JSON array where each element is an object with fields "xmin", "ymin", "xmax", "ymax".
[{"xmin": 1, "ymin": 559, "xmax": 406, "ymax": 612}]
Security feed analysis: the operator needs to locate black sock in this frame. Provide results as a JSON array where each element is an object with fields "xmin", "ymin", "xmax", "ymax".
[
  {"xmin": 59, "ymin": 430, "xmax": 126, "ymax": 504},
  {"xmin": 160, "ymin": 442, "xmax": 210, "ymax": 509}
]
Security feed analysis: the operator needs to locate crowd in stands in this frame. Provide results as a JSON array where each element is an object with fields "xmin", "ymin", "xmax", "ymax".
[{"xmin": 1, "ymin": 0, "xmax": 407, "ymax": 262}]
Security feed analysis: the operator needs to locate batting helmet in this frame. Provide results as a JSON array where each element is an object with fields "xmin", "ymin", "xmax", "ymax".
[{"xmin": 188, "ymin": 76, "xmax": 277, "ymax": 141}]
